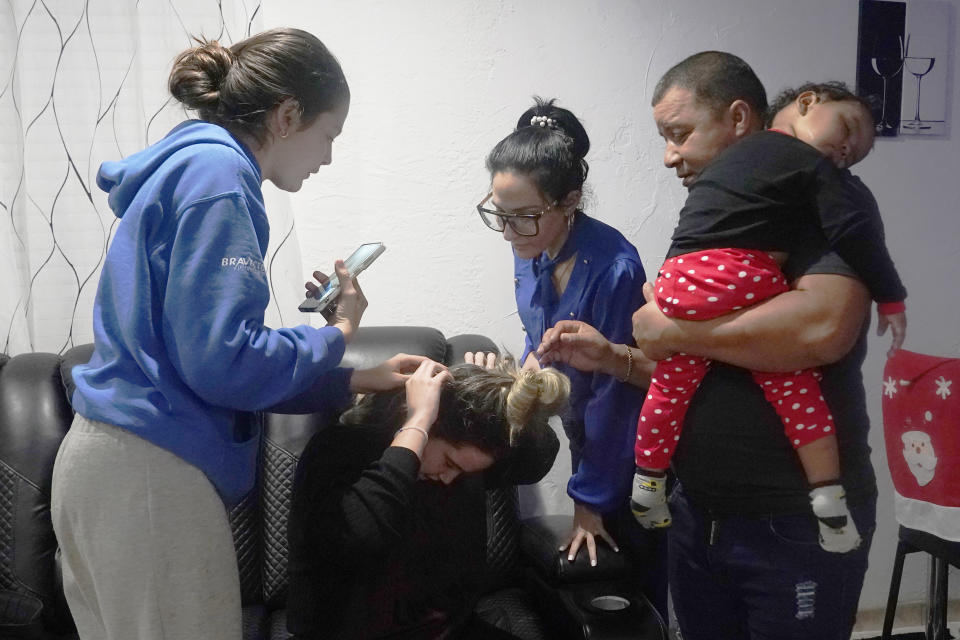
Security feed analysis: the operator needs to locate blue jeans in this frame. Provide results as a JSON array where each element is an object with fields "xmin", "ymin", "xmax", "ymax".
[{"xmin": 668, "ymin": 485, "xmax": 875, "ymax": 640}]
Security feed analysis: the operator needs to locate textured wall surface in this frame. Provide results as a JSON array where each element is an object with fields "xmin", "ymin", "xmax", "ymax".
[{"xmin": 263, "ymin": 0, "xmax": 960, "ymax": 613}]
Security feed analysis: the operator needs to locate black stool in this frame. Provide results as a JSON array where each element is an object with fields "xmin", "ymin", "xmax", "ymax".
[{"xmin": 881, "ymin": 525, "xmax": 960, "ymax": 640}]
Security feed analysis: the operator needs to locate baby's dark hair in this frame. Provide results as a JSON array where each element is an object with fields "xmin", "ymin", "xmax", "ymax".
[
  {"xmin": 485, "ymin": 97, "xmax": 590, "ymax": 204},
  {"xmin": 168, "ymin": 27, "xmax": 349, "ymax": 145},
  {"xmin": 340, "ymin": 360, "xmax": 569, "ymax": 483},
  {"xmin": 767, "ymin": 81, "xmax": 877, "ymax": 128}
]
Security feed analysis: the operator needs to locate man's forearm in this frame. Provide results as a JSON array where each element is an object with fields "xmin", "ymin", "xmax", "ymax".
[{"xmin": 640, "ymin": 274, "xmax": 871, "ymax": 372}]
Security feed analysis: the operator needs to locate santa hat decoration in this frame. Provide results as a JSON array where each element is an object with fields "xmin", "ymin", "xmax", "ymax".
[{"xmin": 882, "ymin": 349, "xmax": 960, "ymax": 541}]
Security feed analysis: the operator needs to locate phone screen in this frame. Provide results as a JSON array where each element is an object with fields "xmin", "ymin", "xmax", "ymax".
[
  {"xmin": 345, "ymin": 242, "xmax": 384, "ymax": 274},
  {"xmin": 299, "ymin": 242, "xmax": 386, "ymax": 313},
  {"xmin": 319, "ymin": 242, "xmax": 384, "ymax": 295}
]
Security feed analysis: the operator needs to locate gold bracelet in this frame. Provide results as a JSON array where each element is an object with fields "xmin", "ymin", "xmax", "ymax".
[
  {"xmin": 395, "ymin": 426, "xmax": 429, "ymax": 441},
  {"xmin": 617, "ymin": 345, "xmax": 633, "ymax": 383}
]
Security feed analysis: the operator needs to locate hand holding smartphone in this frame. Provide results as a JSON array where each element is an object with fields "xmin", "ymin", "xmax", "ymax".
[{"xmin": 299, "ymin": 242, "xmax": 386, "ymax": 317}]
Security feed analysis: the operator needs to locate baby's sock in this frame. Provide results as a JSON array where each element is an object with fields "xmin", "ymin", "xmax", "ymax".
[
  {"xmin": 809, "ymin": 483, "xmax": 861, "ymax": 553},
  {"xmin": 630, "ymin": 469, "xmax": 671, "ymax": 529}
]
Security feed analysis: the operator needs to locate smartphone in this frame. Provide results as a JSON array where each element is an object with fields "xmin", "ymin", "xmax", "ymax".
[{"xmin": 298, "ymin": 242, "xmax": 386, "ymax": 315}]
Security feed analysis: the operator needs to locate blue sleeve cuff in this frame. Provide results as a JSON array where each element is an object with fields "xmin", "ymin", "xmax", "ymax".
[
  {"xmin": 263, "ymin": 366, "xmax": 354, "ymax": 414},
  {"xmin": 312, "ymin": 325, "xmax": 347, "ymax": 365}
]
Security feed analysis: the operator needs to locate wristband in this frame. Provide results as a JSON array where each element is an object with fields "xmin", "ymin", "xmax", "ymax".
[
  {"xmin": 395, "ymin": 426, "xmax": 429, "ymax": 442},
  {"xmin": 877, "ymin": 301, "xmax": 906, "ymax": 315},
  {"xmin": 617, "ymin": 345, "xmax": 633, "ymax": 383}
]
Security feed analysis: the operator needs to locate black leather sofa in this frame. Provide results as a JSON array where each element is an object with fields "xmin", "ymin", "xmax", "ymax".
[{"xmin": 0, "ymin": 327, "xmax": 666, "ymax": 640}]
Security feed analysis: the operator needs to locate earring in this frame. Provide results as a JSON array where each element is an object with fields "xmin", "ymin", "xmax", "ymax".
[{"xmin": 566, "ymin": 213, "xmax": 575, "ymax": 230}]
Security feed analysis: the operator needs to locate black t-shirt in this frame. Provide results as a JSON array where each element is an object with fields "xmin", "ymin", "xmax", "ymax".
[
  {"xmin": 668, "ymin": 130, "xmax": 906, "ymax": 304},
  {"xmin": 286, "ymin": 421, "xmax": 487, "ymax": 639},
  {"xmin": 672, "ymin": 224, "xmax": 878, "ymax": 516}
]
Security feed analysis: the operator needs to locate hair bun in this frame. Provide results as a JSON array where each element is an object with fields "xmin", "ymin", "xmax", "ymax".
[
  {"xmin": 196, "ymin": 40, "xmax": 235, "ymax": 88},
  {"xmin": 517, "ymin": 97, "xmax": 591, "ymax": 160},
  {"xmin": 530, "ymin": 368, "xmax": 570, "ymax": 414},
  {"xmin": 505, "ymin": 367, "xmax": 571, "ymax": 444},
  {"xmin": 168, "ymin": 38, "xmax": 235, "ymax": 113}
]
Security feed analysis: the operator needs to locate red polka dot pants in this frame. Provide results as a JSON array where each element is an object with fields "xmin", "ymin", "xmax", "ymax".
[{"xmin": 634, "ymin": 248, "xmax": 837, "ymax": 470}]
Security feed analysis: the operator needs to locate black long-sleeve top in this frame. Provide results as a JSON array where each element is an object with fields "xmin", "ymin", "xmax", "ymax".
[
  {"xmin": 286, "ymin": 420, "xmax": 488, "ymax": 640},
  {"xmin": 668, "ymin": 130, "xmax": 906, "ymax": 305}
]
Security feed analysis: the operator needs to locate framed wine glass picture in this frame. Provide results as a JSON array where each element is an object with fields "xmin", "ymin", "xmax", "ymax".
[{"xmin": 857, "ymin": 0, "xmax": 952, "ymax": 138}]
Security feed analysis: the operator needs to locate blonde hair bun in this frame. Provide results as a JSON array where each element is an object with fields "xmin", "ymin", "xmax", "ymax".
[{"xmin": 505, "ymin": 367, "xmax": 571, "ymax": 444}]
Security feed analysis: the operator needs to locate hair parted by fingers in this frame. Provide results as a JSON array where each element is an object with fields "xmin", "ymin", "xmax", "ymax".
[
  {"xmin": 338, "ymin": 356, "xmax": 565, "ymax": 486},
  {"xmin": 340, "ymin": 356, "xmax": 569, "ymax": 455}
]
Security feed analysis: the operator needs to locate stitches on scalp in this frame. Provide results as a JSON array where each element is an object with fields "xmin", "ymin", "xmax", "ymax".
[
  {"xmin": 767, "ymin": 80, "xmax": 877, "ymax": 128},
  {"xmin": 168, "ymin": 27, "xmax": 349, "ymax": 145},
  {"xmin": 652, "ymin": 50, "xmax": 768, "ymax": 123},
  {"xmin": 486, "ymin": 96, "xmax": 590, "ymax": 204}
]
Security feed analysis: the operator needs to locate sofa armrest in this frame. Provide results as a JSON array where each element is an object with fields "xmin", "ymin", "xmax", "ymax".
[
  {"xmin": 520, "ymin": 516, "xmax": 667, "ymax": 639},
  {"xmin": 521, "ymin": 514, "xmax": 633, "ymax": 584}
]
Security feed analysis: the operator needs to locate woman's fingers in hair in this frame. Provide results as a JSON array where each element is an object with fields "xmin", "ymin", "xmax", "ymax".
[
  {"xmin": 405, "ymin": 359, "xmax": 451, "ymax": 426},
  {"xmin": 463, "ymin": 351, "xmax": 498, "ymax": 369},
  {"xmin": 348, "ymin": 354, "xmax": 436, "ymax": 394},
  {"xmin": 411, "ymin": 358, "xmax": 451, "ymax": 382},
  {"xmin": 385, "ymin": 353, "xmax": 430, "ymax": 375}
]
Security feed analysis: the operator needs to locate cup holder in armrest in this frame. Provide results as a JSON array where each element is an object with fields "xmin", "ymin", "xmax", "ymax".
[
  {"xmin": 588, "ymin": 595, "xmax": 632, "ymax": 612},
  {"xmin": 523, "ymin": 572, "xmax": 668, "ymax": 640}
]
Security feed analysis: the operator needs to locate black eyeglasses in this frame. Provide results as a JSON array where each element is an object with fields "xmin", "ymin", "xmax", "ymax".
[{"xmin": 476, "ymin": 193, "xmax": 555, "ymax": 237}]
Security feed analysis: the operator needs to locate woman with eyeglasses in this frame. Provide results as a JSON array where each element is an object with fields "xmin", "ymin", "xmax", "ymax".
[{"xmin": 472, "ymin": 97, "xmax": 665, "ymax": 615}]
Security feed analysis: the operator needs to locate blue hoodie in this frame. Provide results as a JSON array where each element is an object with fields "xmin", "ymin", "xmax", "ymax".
[{"xmin": 72, "ymin": 120, "xmax": 352, "ymax": 506}]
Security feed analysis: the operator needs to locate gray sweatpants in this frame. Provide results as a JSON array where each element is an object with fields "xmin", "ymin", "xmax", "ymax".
[{"xmin": 51, "ymin": 415, "xmax": 242, "ymax": 640}]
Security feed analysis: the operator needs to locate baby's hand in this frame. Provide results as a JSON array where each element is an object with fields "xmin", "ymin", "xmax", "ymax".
[{"xmin": 877, "ymin": 310, "xmax": 907, "ymax": 358}]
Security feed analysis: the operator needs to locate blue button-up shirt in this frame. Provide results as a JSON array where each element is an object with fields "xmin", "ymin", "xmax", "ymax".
[{"xmin": 515, "ymin": 213, "xmax": 647, "ymax": 513}]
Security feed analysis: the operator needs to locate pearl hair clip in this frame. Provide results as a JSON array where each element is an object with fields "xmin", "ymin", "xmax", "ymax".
[{"xmin": 530, "ymin": 115, "xmax": 557, "ymax": 128}]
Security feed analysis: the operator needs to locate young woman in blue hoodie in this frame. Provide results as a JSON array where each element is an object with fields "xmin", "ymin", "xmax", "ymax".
[{"xmin": 50, "ymin": 28, "xmax": 425, "ymax": 640}]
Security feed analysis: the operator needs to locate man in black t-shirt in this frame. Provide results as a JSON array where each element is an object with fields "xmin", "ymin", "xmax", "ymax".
[
  {"xmin": 637, "ymin": 51, "xmax": 876, "ymax": 640},
  {"xmin": 539, "ymin": 51, "xmax": 877, "ymax": 640}
]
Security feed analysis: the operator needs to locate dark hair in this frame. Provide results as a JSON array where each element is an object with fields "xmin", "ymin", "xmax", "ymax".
[
  {"xmin": 652, "ymin": 51, "xmax": 767, "ymax": 124},
  {"xmin": 168, "ymin": 27, "xmax": 350, "ymax": 145},
  {"xmin": 766, "ymin": 80, "xmax": 877, "ymax": 128},
  {"xmin": 485, "ymin": 97, "xmax": 590, "ymax": 204},
  {"xmin": 340, "ymin": 361, "xmax": 569, "ymax": 484}
]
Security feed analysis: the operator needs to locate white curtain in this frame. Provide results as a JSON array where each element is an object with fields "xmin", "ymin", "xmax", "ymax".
[{"xmin": 0, "ymin": 1, "xmax": 305, "ymax": 356}]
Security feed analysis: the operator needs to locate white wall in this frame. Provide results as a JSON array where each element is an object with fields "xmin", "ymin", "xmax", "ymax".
[{"xmin": 263, "ymin": 0, "xmax": 960, "ymax": 613}]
